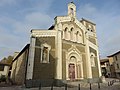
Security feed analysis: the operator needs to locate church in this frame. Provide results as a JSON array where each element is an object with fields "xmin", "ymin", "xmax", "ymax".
[{"xmin": 10, "ymin": 2, "xmax": 102, "ymax": 87}]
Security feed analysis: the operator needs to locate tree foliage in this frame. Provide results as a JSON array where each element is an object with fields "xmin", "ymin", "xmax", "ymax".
[{"xmin": 0, "ymin": 55, "xmax": 13, "ymax": 64}]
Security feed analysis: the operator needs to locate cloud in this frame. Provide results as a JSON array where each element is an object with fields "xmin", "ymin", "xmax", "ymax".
[
  {"xmin": 0, "ymin": 12, "xmax": 53, "ymax": 60},
  {"xmin": 17, "ymin": 0, "xmax": 54, "ymax": 14},
  {"xmin": 0, "ymin": 0, "xmax": 16, "ymax": 6},
  {"xmin": 0, "ymin": 25, "xmax": 27, "ymax": 60},
  {"xmin": 77, "ymin": 3, "xmax": 97, "ymax": 18},
  {"xmin": 25, "ymin": 12, "xmax": 53, "ymax": 29},
  {"xmin": 0, "ymin": 0, "xmax": 54, "ymax": 60}
]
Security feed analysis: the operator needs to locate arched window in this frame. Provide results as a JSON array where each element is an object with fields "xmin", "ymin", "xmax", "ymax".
[
  {"xmin": 70, "ymin": 8, "xmax": 74, "ymax": 15},
  {"xmin": 70, "ymin": 56, "xmax": 76, "ymax": 61},
  {"xmin": 64, "ymin": 27, "xmax": 68, "ymax": 39},
  {"xmin": 70, "ymin": 28, "xmax": 74, "ymax": 41},
  {"xmin": 76, "ymin": 31, "xmax": 83, "ymax": 43},
  {"xmin": 76, "ymin": 31, "xmax": 79, "ymax": 42},
  {"xmin": 90, "ymin": 53, "xmax": 95, "ymax": 67}
]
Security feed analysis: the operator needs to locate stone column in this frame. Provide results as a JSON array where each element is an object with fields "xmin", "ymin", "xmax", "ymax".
[
  {"xmin": 26, "ymin": 37, "xmax": 36, "ymax": 79},
  {"xmin": 55, "ymin": 23, "xmax": 62, "ymax": 80},
  {"xmin": 96, "ymin": 50, "xmax": 102, "ymax": 77},
  {"xmin": 62, "ymin": 30, "xmax": 65, "ymax": 39},
  {"xmin": 80, "ymin": 63, "xmax": 84, "ymax": 79}
]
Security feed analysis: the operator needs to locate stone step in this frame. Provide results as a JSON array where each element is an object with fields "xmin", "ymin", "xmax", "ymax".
[{"xmin": 67, "ymin": 81, "xmax": 90, "ymax": 87}]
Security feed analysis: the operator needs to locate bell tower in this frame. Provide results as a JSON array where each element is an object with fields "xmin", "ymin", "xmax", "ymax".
[{"xmin": 68, "ymin": 2, "xmax": 76, "ymax": 17}]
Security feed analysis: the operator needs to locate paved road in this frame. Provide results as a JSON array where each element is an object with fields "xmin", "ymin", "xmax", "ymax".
[{"xmin": 0, "ymin": 78, "xmax": 120, "ymax": 90}]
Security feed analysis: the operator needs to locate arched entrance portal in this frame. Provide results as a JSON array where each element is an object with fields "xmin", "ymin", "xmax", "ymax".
[{"xmin": 66, "ymin": 53, "xmax": 83, "ymax": 80}]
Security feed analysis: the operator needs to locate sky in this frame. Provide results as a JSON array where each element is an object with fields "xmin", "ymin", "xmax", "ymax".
[{"xmin": 0, "ymin": 0, "xmax": 120, "ymax": 60}]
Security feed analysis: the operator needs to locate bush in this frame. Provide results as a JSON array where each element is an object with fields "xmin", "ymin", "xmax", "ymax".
[{"xmin": 0, "ymin": 75, "xmax": 6, "ymax": 82}]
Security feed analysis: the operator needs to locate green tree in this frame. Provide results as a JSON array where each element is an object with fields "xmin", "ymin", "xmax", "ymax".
[
  {"xmin": 0, "ymin": 57, "xmax": 7, "ymax": 63},
  {"xmin": 7, "ymin": 56, "xmax": 13, "ymax": 64},
  {"xmin": 0, "ymin": 55, "xmax": 13, "ymax": 64}
]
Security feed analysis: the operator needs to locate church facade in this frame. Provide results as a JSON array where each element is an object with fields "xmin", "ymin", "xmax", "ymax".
[{"xmin": 11, "ymin": 2, "xmax": 101, "ymax": 87}]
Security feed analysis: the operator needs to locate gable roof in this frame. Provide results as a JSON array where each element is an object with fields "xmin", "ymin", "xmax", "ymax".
[
  {"xmin": 12, "ymin": 44, "xmax": 30, "ymax": 62},
  {"xmin": 100, "ymin": 59, "xmax": 109, "ymax": 63},
  {"xmin": 48, "ymin": 25, "xmax": 55, "ymax": 30},
  {"xmin": 0, "ymin": 62, "xmax": 11, "ymax": 66},
  {"xmin": 107, "ymin": 51, "xmax": 120, "ymax": 57}
]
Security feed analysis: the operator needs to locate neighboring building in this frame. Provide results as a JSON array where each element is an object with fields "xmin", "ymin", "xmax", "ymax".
[
  {"xmin": 100, "ymin": 59, "xmax": 111, "ymax": 77},
  {"xmin": 107, "ymin": 56, "xmax": 116, "ymax": 78},
  {"xmin": 0, "ymin": 63, "xmax": 10, "ymax": 77},
  {"xmin": 108, "ymin": 51, "xmax": 120, "ymax": 78},
  {"xmin": 11, "ymin": 2, "xmax": 101, "ymax": 87}
]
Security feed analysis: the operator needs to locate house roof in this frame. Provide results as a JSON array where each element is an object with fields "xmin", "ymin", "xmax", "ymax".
[
  {"xmin": 48, "ymin": 25, "xmax": 55, "ymax": 30},
  {"xmin": 0, "ymin": 62, "xmax": 11, "ymax": 66},
  {"xmin": 100, "ymin": 59, "xmax": 109, "ymax": 63},
  {"xmin": 107, "ymin": 51, "xmax": 120, "ymax": 57},
  {"xmin": 12, "ymin": 44, "xmax": 30, "ymax": 62}
]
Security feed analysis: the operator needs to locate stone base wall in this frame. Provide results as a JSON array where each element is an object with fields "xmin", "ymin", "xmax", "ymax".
[
  {"xmin": 25, "ymin": 79, "xmax": 66, "ymax": 88},
  {"xmin": 25, "ymin": 78, "xmax": 102, "ymax": 88}
]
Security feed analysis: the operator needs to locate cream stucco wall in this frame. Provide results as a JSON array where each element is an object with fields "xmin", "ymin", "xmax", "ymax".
[{"xmin": 0, "ymin": 66, "xmax": 10, "ymax": 77}]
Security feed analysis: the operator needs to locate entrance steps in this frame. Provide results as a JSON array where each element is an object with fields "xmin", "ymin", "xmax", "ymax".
[{"xmin": 66, "ymin": 81, "xmax": 89, "ymax": 87}]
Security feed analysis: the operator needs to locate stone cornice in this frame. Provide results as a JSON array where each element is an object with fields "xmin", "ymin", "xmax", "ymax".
[
  {"xmin": 88, "ymin": 41, "xmax": 98, "ymax": 50},
  {"xmin": 62, "ymin": 39, "xmax": 85, "ymax": 47},
  {"xmin": 74, "ymin": 18, "xmax": 87, "ymax": 33},
  {"xmin": 31, "ymin": 30, "xmax": 57, "ymax": 37},
  {"xmin": 55, "ymin": 16, "xmax": 71, "ymax": 23}
]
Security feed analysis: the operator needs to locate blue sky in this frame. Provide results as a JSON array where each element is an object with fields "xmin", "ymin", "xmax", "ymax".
[{"xmin": 0, "ymin": 0, "xmax": 120, "ymax": 60}]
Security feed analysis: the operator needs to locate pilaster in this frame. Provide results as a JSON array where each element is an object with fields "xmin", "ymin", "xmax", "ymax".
[
  {"xmin": 26, "ymin": 37, "xmax": 36, "ymax": 79},
  {"xmin": 80, "ymin": 63, "xmax": 84, "ymax": 79},
  {"xmin": 96, "ymin": 50, "xmax": 102, "ymax": 77},
  {"xmin": 85, "ymin": 36, "xmax": 92, "ymax": 79},
  {"xmin": 55, "ymin": 23, "xmax": 62, "ymax": 79}
]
